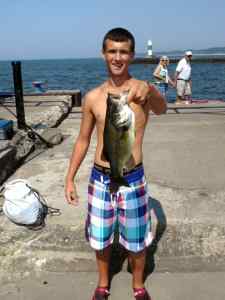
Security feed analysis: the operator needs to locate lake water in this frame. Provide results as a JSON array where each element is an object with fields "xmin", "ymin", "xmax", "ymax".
[{"xmin": 0, "ymin": 58, "xmax": 225, "ymax": 102}]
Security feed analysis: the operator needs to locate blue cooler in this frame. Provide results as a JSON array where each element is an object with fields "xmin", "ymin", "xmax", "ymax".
[
  {"xmin": 0, "ymin": 119, "xmax": 14, "ymax": 140},
  {"xmin": 32, "ymin": 81, "xmax": 47, "ymax": 93}
]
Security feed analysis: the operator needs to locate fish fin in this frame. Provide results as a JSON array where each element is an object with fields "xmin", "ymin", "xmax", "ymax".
[
  {"xmin": 103, "ymin": 94, "xmax": 112, "ymax": 162},
  {"xmin": 102, "ymin": 147, "xmax": 110, "ymax": 162}
]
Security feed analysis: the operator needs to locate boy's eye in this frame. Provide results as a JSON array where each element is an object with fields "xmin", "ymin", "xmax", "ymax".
[
  {"xmin": 107, "ymin": 50, "xmax": 130, "ymax": 55},
  {"xmin": 120, "ymin": 50, "xmax": 130, "ymax": 55}
]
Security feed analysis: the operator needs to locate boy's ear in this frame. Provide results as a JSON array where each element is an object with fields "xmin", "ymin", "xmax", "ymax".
[
  {"xmin": 130, "ymin": 51, "xmax": 135, "ymax": 61},
  {"xmin": 101, "ymin": 50, "xmax": 106, "ymax": 60}
]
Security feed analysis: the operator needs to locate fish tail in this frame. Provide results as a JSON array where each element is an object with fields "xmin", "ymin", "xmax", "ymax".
[{"xmin": 110, "ymin": 176, "xmax": 129, "ymax": 192}]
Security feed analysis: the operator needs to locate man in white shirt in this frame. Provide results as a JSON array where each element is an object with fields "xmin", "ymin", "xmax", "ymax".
[{"xmin": 175, "ymin": 51, "xmax": 192, "ymax": 104}]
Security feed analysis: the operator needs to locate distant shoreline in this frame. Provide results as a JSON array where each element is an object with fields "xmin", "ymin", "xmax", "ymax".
[{"xmin": 132, "ymin": 55, "xmax": 225, "ymax": 64}]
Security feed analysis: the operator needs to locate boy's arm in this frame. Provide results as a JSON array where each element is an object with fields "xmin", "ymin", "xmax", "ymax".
[
  {"xmin": 65, "ymin": 93, "xmax": 95, "ymax": 205},
  {"xmin": 128, "ymin": 80, "xmax": 167, "ymax": 115},
  {"xmin": 147, "ymin": 83, "xmax": 167, "ymax": 114}
]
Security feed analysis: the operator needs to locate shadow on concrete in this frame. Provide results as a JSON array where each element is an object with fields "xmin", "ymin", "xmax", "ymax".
[
  {"xmin": 143, "ymin": 197, "xmax": 167, "ymax": 281},
  {"xmin": 108, "ymin": 196, "xmax": 167, "ymax": 288},
  {"xmin": 22, "ymin": 148, "xmax": 47, "ymax": 164}
]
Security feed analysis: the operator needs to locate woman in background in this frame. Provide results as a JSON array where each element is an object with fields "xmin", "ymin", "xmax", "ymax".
[{"xmin": 153, "ymin": 56, "xmax": 175, "ymax": 97}]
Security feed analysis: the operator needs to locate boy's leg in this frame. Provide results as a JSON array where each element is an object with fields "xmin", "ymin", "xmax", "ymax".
[
  {"xmin": 118, "ymin": 166, "xmax": 152, "ymax": 299},
  {"xmin": 128, "ymin": 249, "xmax": 146, "ymax": 289},
  {"xmin": 95, "ymin": 246, "xmax": 111, "ymax": 288},
  {"xmin": 129, "ymin": 250, "xmax": 152, "ymax": 299}
]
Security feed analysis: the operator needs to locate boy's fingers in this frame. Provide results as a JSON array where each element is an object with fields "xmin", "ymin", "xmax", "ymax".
[
  {"xmin": 127, "ymin": 87, "xmax": 136, "ymax": 104},
  {"xmin": 66, "ymin": 190, "xmax": 79, "ymax": 206},
  {"xmin": 66, "ymin": 190, "xmax": 74, "ymax": 201},
  {"xmin": 127, "ymin": 81, "xmax": 150, "ymax": 104}
]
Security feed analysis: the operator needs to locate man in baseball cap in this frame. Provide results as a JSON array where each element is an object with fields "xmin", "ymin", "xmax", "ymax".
[
  {"xmin": 185, "ymin": 50, "xmax": 193, "ymax": 57},
  {"xmin": 174, "ymin": 50, "xmax": 193, "ymax": 104}
]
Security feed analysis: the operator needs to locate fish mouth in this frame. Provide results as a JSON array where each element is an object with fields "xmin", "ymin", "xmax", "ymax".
[
  {"xmin": 112, "ymin": 108, "xmax": 133, "ymax": 128},
  {"xmin": 113, "ymin": 118, "xmax": 131, "ymax": 129}
]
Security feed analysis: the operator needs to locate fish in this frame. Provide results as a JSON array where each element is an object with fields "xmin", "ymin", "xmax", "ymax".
[{"xmin": 103, "ymin": 91, "xmax": 135, "ymax": 189}]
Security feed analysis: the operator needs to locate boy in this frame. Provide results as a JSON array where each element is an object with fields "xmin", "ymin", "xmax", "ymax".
[{"xmin": 65, "ymin": 27, "xmax": 167, "ymax": 300}]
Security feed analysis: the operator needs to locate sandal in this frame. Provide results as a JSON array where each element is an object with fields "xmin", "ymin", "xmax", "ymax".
[
  {"xmin": 92, "ymin": 287, "xmax": 110, "ymax": 300},
  {"xmin": 134, "ymin": 287, "xmax": 152, "ymax": 300}
]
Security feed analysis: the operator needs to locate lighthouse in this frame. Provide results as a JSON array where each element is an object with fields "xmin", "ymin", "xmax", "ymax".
[{"xmin": 147, "ymin": 40, "xmax": 153, "ymax": 57}]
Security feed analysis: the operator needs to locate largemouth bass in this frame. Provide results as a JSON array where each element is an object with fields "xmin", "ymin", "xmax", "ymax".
[{"xmin": 103, "ymin": 91, "xmax": 135, "ymax": 188}]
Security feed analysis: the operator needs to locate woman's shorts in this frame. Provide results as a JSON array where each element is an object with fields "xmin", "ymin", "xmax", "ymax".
[
  {"xmin": 85, "ymin": 164, "xmax": 153, "ymax": 253},
  {"xmin": 156, "ymin": 82, "xmax": 168, "ymax": 96}
]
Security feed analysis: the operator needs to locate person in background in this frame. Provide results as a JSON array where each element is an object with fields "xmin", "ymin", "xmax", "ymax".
[
  {"xmin": 65, "ymin": 27, "xmax": 167, "ymax": 300},
  {"xmin": 175, "ymin": 51, "xmax": 192, "ymax": 104},
  {"xmin": 153, "ymin": 56, "xmax": 175, "ymax": 98}
]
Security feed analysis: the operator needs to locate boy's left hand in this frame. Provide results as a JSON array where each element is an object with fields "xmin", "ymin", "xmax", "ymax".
[{"xmin": 127, "ymin": 80, "xmax": 150, "ymax": 104}]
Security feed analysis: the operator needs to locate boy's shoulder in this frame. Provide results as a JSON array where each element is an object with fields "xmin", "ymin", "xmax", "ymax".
[
  {"xmin": 84, "ymin": 83, "xmax": 105, "ymax": 102},
  {"xmin": 82, "ymin": 83, "xmax": 106, "ymax": 111}
]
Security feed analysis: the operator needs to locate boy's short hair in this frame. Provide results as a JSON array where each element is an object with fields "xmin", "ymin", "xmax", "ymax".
[{"xmin": 102, "ymin": 27, "xmax": 135, "ymax": 53}]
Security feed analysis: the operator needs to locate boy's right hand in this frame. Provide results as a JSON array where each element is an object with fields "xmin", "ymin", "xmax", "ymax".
[{"xmin": 65, "ymin": 180, "xmax": 79, "ymax": 206}]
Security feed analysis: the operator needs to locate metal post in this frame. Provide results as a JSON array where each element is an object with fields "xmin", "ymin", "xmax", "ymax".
[
  {"xmin": 11, "ymin": 61, "xmax": 26, "ymax": 129},
  {"xmin": 72, "ymin": 91, "xmax": 82, "ymax": 107}
]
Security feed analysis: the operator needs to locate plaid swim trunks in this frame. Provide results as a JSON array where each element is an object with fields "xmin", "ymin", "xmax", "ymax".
[{"xmin": 85, "ymin": 164, "xmax": 153, "ymax": 253}]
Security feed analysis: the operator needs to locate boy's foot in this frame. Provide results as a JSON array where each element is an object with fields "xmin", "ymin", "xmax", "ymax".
[
  {"xmin": 92, "ymin": 287, "xmax": 110, "ymax": 300},
  {"xmin": 134, "ymin": 287, "xmax": 152, "ymax": 300}
]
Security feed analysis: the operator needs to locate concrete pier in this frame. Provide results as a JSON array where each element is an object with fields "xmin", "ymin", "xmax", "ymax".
[
  {"xmin": 0, "ymin": 93, "xmax": 79, "ymax": 184},
  {"xmin": 132, "ymin": 56, "xmax": 225, "ymax": 64},
  {"xmin": 0, "ymin": 98, "xmax": 225, "ymax": 299}
]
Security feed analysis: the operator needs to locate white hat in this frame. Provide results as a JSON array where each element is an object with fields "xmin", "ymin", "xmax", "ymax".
[
  {"xmin": 185, "ymin": 50, "xmax": 192, "ymax": 56},
  {"xmin": 161, "ymin": 55, "xmax": 169, "ymax": 61}
]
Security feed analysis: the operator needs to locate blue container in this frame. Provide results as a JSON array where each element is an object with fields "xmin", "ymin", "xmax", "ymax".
[
  {"xmin": 0, "ymin": 119, "xmax": 14, "ymax": 140},
  {"xmin": 32, "ymin": 81, "xmax": 47, "ymax": 93}
]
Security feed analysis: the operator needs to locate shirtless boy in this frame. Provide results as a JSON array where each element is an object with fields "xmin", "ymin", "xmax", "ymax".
[{"xmin": 65, "ymin": 27, "xmax": 167, "ymax": 300}]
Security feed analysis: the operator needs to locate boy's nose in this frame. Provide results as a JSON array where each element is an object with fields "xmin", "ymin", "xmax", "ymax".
[{"xmin": 115, "ymin": 51, "xmax": 122, "ymax": 60}]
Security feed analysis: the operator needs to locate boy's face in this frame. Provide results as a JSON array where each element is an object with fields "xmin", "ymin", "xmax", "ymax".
[{"xmin": 102, "ymin": 39, "xmax": 134, "ymax": 76}]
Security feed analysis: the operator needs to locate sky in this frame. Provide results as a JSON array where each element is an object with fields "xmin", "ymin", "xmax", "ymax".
[{"xmin": 1, "ymin": 0, "xmax": 225, "ymax": 60}]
